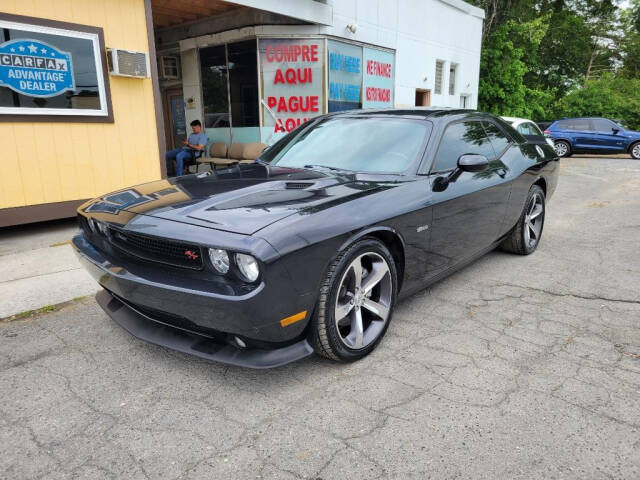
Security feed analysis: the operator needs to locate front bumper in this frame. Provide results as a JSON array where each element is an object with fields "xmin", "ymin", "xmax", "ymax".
[
  {"xmin": 95, "ymin": 290, "xmax": 313, "ymax": 368},
  {"xmin": 73, "ymin": 233, "xmax": 316, "ymax": 367}
]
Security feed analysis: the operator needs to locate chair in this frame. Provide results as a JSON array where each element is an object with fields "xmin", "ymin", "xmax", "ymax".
[
  {"xmin": 240, "ymin": 142, "xmax": 268, "ymax": 164},
  {"xmin": 205, "ymin": 142, "xmax": 231, "ymax": 169}
]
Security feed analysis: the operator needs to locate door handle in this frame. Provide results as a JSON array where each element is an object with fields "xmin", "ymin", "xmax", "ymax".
[{"xmin": 496, "ymin": 168, "xmax": 506, "ymax": 178}]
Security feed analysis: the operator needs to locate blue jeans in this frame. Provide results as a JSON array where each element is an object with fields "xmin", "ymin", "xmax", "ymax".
[{"xmin": 165, "ymin": 148, "xmax": 198, "ymax": 176}]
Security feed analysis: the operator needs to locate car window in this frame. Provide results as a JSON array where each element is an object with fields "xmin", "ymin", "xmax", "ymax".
[
  {"xmin": 266, "ymin": 117, "xmax": 431, "ymax": 174},
  {"xmin": 432, "ymin": 121, "xmax": 495, "ymax": 172},
  {"xmin": 528, "ymin": 122, "xmax": 544, "ymax": 135},
  {"xmin": 517, "ymin": 123, "xmax": 532, "ymax": 135},
  {"xmin": 483, "ymin": 121, "xmax": 511, "ymax": 156},
  {"xmin": 557, "ymin": 119, "xmax": 591, "ymax": 131},
  {"xmin": 591, "ymin": 119, "xmax": 617, "ymax": 132}
]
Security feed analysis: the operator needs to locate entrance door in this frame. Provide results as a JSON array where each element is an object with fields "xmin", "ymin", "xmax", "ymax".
[
  {"xmin": 415, "ymin": 89, "xmax": 431, "ymax": 106},
  {"xmin": 162, "ymin": 88, "xmax": 187, "ymax": 150}
]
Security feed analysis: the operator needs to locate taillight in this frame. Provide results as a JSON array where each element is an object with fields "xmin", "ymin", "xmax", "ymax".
[{"xmin": 544, "ymin": 130, "xmax": 550, "ymax": 135}]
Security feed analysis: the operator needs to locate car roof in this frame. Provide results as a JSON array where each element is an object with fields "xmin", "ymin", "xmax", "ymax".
[
  {"xmin": 326, "ymin": 107, "xmax": 494, "ymax": 122},
  {"xmin": 501, "ymin": 116, "xmax": 535, "ymax": 125}
]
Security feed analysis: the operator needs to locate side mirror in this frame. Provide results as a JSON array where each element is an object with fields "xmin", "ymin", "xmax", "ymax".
[
  {"xmin": 612, "ymin": 128, "xmax": 620, "ymax": 134},
  {"xmin": 458, "ymin": 154, "xmax": 489, "ymax": 173}
]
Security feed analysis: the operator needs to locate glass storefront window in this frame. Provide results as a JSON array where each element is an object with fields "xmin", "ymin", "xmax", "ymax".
[
  {"xmin": 228, "ymin": 40, "xmax": 258, "ymax": 128},
  {"xmin": 200, "ymin": 45, "xmax": 229, "ymax": 129},
  {"xmin": 362, "ymin": 47, "xmax": 394, "ymax": 109},
  {"xmin": 0, "ymin": 17, "xmax": 110, "ymax": 118},
  {"xmin": 328, "ymin": 40, "xmax": 362, "ymax": 112},
  {"xmin": 259, "ymin": 38, "xmax": 325, "ymax": 143}
]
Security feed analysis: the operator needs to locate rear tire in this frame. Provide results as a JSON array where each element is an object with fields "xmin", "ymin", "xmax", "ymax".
[
  {"xmin": 630, "ymin": 142, "xmax": 640, "ymax": 160},
  {"xmin": 554, "ymin": 140, "xmax": 571, "ymax": 158},
  {"xmin": 501, "ymin": 185, "xmax": 546, "ymax": 255},
  {"xmin": 313, "ymin": 238, "xmax": 397, "ymax": 362}
]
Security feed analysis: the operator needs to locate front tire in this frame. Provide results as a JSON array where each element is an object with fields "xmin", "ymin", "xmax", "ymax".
[
  {"xmin": 313, "ymin": 238, "xmax": 397, "ymax": 362},
  {"xmin": 630, "ymin": 142, "xmax": 640, "ymax": 160},
  {"xmin": 501, "ymin": 185, "xmax": 546, "ymax": 255},
  {"xmin": 554, "ymin": 140, "xmax": 571, "ymax": 158}
]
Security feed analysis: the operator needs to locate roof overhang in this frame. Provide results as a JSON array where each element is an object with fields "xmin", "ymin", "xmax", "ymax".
[{"xmin": 222, "ymin": 0, "xmax": 332, "ymax": 26}]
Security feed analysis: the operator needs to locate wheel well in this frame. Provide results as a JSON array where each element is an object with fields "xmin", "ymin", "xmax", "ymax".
[
  {"xmin": 533, "ymin": 177, "xmax": 547, "ymax": 196},
  {"xmin": 366, "ymin": 230, "xmax": 406, "ymax": 293},
  {"xmin": 628, "ymin": 140, "xmax": 640, "ymax": 152}
]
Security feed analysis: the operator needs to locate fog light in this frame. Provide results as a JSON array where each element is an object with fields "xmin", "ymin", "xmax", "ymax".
[
  {"xmin": 234, "ymin": 336, "xmax": 246, "ymax": 348},
  {"xmin": 235, "ymin": 253, "xmax": 259, "ymax": 282},
  {"xmin": 208, "ymin": 248, "xmax": 229, "ymax": 274}
]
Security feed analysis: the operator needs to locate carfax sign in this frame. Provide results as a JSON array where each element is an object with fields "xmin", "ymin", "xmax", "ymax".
[{"xmin": 0, "ymin": 39, "xmax": 74, "ymax": 97}]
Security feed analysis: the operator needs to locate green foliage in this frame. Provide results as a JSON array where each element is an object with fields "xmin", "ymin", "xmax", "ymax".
[
  {"xmin": 477, "ymin": 16, "xmax": 553, "ymax": 118},
  {"xmin": 470, "ymin": 0, "xmax": 639, "ymax": 123},
  {"xmin": 558, "ymin": 74, "xmax": 640, "ymax": 129}
]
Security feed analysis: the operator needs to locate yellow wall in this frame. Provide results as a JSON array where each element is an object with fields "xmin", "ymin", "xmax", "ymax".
[{"xmin": 0, "ymin": 0, "xmax": 161, "ymax": 210}]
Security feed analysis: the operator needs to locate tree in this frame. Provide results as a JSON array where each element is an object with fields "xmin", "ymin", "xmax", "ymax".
[{"xmin": 558, "ymin": 73, "xmax": 640, "ymax": 129}]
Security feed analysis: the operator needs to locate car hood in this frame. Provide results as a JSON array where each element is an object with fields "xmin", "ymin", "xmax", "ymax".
[{"xmin": 79, "ymin": 163, "xmax": 398, "ymax": 235}]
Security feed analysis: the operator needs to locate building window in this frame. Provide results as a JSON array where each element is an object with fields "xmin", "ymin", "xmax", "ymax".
[
  {"xmin": 0, "ymin": 14, "xmax": 111, "ymax": 120},
  {"xmin": 328, "ymin": 39, "xmax": 362, "ymax": 112},
  {"xmin": 449, "ymin": 64, "xmax": 457, "ymax": 95},
  {"xmin": 161, "ymin": 56, "xmax": 180, "ymax": 80},
  {"xmin": 434, "ymin": 60, "xmax": 444, "ymax": 95}
]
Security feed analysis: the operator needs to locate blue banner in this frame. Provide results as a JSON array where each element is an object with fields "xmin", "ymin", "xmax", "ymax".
[{"xmin": 0, "ymin": 39, "xmax": 74, "ymax": 98}]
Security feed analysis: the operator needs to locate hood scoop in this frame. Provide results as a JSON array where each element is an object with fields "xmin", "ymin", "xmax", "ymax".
[{"xmin": 285, "ymin": 182, "xmax": 315, "ymax": 190}]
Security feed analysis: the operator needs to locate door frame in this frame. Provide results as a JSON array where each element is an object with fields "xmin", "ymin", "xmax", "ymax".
[{"xmin": 162, "ymin": 87, "xmax": 185, "ymax": 151}]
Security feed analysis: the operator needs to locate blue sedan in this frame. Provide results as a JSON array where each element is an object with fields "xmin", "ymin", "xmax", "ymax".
[{"xmin": 547, "ymin": 117, "xmax": 640, "ymax": 159}]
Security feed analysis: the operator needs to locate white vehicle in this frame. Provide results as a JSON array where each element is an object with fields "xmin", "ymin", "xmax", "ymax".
[{"xmin": 502, "ymin": 116, "xmax": 555, "ymax": 148}]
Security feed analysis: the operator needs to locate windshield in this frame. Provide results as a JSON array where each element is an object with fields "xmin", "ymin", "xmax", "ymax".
[{"xmin": 263, "ymin": 117, "xmax": 431, "ymax": 174}]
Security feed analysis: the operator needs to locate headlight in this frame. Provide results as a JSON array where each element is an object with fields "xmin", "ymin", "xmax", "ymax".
[
  {"xmin": 208, "ymin": 248, "xmax": 229, "ymax": 274},
  {"xmin": 88, "ymin": 218, "xmax": 98, "ymax": 234},
  {"xmin": 235, "ymin": 253, "xmax": 259, "ymax": 282},
  {"xmin": 96, "ymin": 221, "xmax": 108, "ymax": 235}
]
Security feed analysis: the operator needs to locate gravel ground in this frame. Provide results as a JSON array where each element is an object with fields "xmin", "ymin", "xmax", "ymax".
[{"xmin": 1, "ymin": 156, "xmax": 640, "ymax": 480}]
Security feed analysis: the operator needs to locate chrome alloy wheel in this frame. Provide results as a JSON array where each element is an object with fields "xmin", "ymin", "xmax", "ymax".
[
  {"xmin": 554, "ymin": 141, "xmax": 568, "ymax": 157},
  {"xmin": 334, "ymin": 252, "xmax": 392, "ymax": 350},
  {"xmin": 632, "ymin": 143, "xmax": 640, "ymax": 159},
  {"xmin": 524, "ymin": 192, "xmax": 544, "ymax": 249}
]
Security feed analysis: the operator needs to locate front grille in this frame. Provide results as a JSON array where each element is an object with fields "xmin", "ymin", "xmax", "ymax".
[{"xmin": 108, "ymin": 227, "xmax": 204, "ymax": 270}]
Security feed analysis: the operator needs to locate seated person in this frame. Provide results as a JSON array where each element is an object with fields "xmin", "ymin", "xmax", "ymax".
[{"xmin": 165, "ymin": 119, "xmax": 207, "ymax": 176}]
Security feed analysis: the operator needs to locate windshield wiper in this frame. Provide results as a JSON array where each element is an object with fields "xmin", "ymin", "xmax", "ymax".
[{"xmin": 303, "ymin": 164, "xmax": 352, "ymax": 172}]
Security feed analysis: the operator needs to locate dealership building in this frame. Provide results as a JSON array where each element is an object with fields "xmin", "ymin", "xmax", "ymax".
[{"xmin": 0, "ymin": 0, "xmax": 484, "ymax": 227}]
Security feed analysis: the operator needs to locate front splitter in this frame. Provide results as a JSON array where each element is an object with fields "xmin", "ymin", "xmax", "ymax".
[{"xmin": 95, "ymin": 289, "xmax": 314, "ymax": 369}]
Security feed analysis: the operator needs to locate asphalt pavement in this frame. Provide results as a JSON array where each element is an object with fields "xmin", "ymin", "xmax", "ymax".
[{"xmin": 1, "ymin": 156, "xmax": 640, "ymax": 479}]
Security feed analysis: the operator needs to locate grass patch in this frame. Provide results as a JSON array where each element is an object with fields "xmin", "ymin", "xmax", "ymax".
[{"xmin": 1, "ymin": 296, "xmax": 90, "ymax": 323}]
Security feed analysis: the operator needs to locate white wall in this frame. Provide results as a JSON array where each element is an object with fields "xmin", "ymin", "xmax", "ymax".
[{"xmin": 323, "ymin": 0, "xmax": 484, "ymax": 108}]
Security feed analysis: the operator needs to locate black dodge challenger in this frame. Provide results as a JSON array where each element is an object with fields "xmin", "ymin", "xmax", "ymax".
[{"xmin": 74, "ymin": 109, "xmax": 559, "ymax": 368}]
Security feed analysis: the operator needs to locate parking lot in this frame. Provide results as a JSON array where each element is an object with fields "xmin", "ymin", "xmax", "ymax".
[{"xmin": 1, "ymin": 156, "xmax": 639, "ymax": 480}]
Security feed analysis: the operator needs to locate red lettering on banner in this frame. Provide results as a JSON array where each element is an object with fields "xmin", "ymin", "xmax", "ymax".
[
  {"xmin": 270, "ymin": 96, "xmax": 320, "ymax": 113},
  {"xmin": 274, "ymin": 69, "xmax": 285, "ymax": 84},
  {"xmin": 366, "ymin": 60, "xmax": 392, "ymax": 78},
  {"xmin": 365, "ymin": 87, "xmax": 391, "ymax": 102},
  {"xmin": 263, "ymin": 44, "xmax": 320, "ymax": 63}
]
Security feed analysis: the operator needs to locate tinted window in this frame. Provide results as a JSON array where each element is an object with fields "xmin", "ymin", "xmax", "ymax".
[
  {"xmin": 267, "ymin": 117, "xmax": 429, "ymax": 173},
  {"xmin": 228, "ymin": 41, "xmax": 259, "ymax": 127},
  {"xmin": 433, "ymin": 121, "xmax": 495, "ymax": 172},
  {"xmin": 592, "ymin": 119, "xmax": 616, "ymax": 132},
  {"xmin": 483, "ymin": 122, "xmax": 510, "ymax": 155},
  {"xmin": 556, "ymin": 119, "xmax": 591, "ymax": 131}
]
